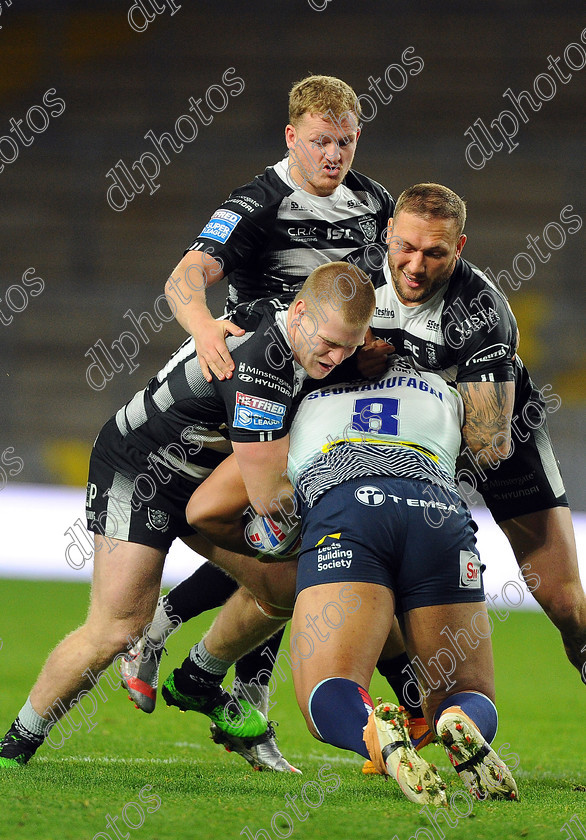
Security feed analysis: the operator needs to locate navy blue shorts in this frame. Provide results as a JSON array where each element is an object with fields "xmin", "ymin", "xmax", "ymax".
[{"xmin": 296, "ymin": 477, "xmax": 485, "ymax": 613}]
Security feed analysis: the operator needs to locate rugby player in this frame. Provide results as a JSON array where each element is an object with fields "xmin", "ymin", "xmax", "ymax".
[
  {"xmin": 179, "ymin": 356, "xmax": 518, "ymax": 803},
  {"xmin": 351, "ymin": 182, "xmax": 586, "ymax": 681},
  {"xmin": 286, "ymin": 356, "xmax": 518, "ymax": 804},
  {"xmin": 121, "ymin": 75, "xmax": 419, "ymax": 770},
  {"xmin": 0, "ymin": 263, "xmax": 374, "ymax": 769}
]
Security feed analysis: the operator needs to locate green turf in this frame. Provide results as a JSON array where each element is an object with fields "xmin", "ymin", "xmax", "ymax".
[{"xmin": 0, "ymin": 579, "xmax": 584, "ymax": 840}]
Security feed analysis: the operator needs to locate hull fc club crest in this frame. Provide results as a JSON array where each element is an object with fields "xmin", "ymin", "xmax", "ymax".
[
  {"xmin": 147, "ymin": 508, "xmax": 170, "ymax": 531},
  {"xmin": 358, "ymin": 216, "xmax": 377, "ymax": 244}
]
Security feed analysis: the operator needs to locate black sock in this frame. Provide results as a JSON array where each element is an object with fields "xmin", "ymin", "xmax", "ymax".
[
  {"xmin": 164, "ymin": 562, "xmax": 238, "ymax": 623},
  {"xmin": 234, "ymin": 628, "xmax": 284, "ymax": 686},
  {"xmin": 175, "ymin": 656, "xmax": 223, "ymax": 694},
  {"xmin": 376, "ymin": 653, "xmax": 424, "ymax": 717}
]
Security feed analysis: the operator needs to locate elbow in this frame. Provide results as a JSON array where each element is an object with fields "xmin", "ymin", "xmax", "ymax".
[
  {"xmin": 250, "ymin": 484, "xmax": 296, "ymax": 519},
  {"xmin": 164, "ymin": 276, "xmax": 176, "ymax": 308},
  {"xmin": 464, "ymin": 428, "xmax": 512, "ymax": 469}
]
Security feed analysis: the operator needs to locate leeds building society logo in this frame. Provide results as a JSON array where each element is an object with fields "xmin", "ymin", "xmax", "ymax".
[
  {"xmin": 315, "ymin": 533, "xmax": 353, "ymax": 571},
  {"xmin": 354, "ymin": 485, "xmax": 386, "ymax": 506},
  {"xmin": 233, "ymin": 391, "xmax": 286, "ymax": 431},
  {"xmin": 459, "ymin": 550, "xmax": 481, "ymax": 588}
]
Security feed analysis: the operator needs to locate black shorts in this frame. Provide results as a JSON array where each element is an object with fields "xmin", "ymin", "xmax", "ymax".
[
  {"xmin": 296, "ymin": 477, "xmax": 485, "ymax": 613},
  {"xmin": 86, "ymin": 433, "xmax": 200, "ymax": 552},
  {"xmin": 474, "ymin": 420, "xmax": 568, "ymax": 523}
]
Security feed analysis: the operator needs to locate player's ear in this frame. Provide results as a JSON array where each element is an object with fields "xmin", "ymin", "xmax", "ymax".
[
  {"xmin": 285, "ymin": 124, "xmax": 297, "ymax": 150},
  {"xmin": 456, "ymin": 234, "xmax": 467, "ymax": 258},
  {"xmin": 386, "ymin": 217, "xmax": 394, "ymax": 242},
  {"xmin": 290, "ymin": 298, "xmax": 306, "ymax": 321}
]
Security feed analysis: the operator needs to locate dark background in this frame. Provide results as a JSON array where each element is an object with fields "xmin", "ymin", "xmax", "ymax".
[{"xmin": 0, "ymin": 0, "xmax": 584, "ymax": 507}]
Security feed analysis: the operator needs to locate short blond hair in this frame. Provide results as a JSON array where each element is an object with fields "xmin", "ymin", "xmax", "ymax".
[
  {"xmin": 288, "ymin": 74, "xmax": 360, "ymax": 126},
  {"xmin": 294, "ymin": 261, "xmax": 375, "ymax": 328}
]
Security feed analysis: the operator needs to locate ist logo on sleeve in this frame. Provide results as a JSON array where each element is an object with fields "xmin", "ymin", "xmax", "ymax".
[{"xmin": 233, "ymin": 391, "xmax": 286, "ymax": 431}]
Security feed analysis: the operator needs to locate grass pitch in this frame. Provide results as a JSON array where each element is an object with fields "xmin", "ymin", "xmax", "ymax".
[{"xmin": 0, "ymin": 578, "xmax": 584, "ymax": 840}]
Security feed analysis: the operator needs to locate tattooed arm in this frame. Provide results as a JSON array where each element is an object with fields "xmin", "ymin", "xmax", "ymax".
[{"xmin": 457, "ymin": 381, "xmax": 515, "ymax": 467}]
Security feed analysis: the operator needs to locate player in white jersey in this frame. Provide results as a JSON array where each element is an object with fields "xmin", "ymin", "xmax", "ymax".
[{"xmin": 286, "ymin": 357, "xmax": 518, "ymax": 804}]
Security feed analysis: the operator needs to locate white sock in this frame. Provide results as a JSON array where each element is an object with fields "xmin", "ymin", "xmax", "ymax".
[
  {"xmin": 189, "ymin": 639, "xmax": 232, "ymax": 677},
  {"xmin": 17, "ymin": 697, "xmax": 52, "ymax": 738},
  {"xmin": 147, "ymin": 596, "xmax": 179, "ymax": 644}
]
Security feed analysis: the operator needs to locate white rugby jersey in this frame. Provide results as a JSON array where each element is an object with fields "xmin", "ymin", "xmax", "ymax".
[
  {"xmin": 186, "ymin": 159, "xmax": 394, "ymax": 310},
  {"xmin": 288, "ymin": 357, "xmax": 464, "ymax": 509}
]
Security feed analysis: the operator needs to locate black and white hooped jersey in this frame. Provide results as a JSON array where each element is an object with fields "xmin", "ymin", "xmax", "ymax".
[
  {"xmin": 185, "ymin": 159, "xmax": 394, "ymax": 310},
  {"xmin": 93, "ymin": 300, "xmax": 306, "ymax": 487}
]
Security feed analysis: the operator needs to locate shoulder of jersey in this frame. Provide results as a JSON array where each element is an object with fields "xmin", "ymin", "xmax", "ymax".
[
  {"xmin": 221, "ymin": 165, "xmax": 293, "ymax": 217},
  {"xmin": 344, "ymin": 169, "xmax": 395, "ymax": 211},
  {"xmin": 446, "ymin": 258, "xmax": 510, "ymax": 306},
  {"xmin": 349, "ymin": 242, "xmax": 387, "ymax": 286},
  {"xmin": 230, "ymin": 296, "xmax": 288, "ymax": 330}
]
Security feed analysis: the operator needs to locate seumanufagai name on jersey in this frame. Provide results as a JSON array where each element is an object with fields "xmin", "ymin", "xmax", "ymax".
[{"xmin": 306, "ymin": 374, "xmax": 444, "ymax": 402}]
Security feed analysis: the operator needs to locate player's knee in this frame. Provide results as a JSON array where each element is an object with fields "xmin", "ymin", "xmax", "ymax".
[
  {"xmin": 257, "ymin": 564, "xmax": 297, "ymax": 609},
  {"xmin": 86, "ymin": 613, "xmax": 150, "ymax": 654}
]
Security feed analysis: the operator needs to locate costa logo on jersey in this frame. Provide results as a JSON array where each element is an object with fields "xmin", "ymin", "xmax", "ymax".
[
  {"xmin": 459, "ymin": 550, "xmax": 481, "ymax": 588},
  {"xmin": 199, "ymin": 209, "xmax": 242, "ymax": 243},
  {"xmin": 354, "ymin": 485, "xmax": 386, "ymax": 506},
  {"xmin": 233, "ymin": 391, "xmax": 286, "ymax": 431}
]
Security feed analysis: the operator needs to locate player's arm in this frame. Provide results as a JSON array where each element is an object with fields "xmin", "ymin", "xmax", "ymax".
[
  {"xmin": 187, "ymin": 449, "xmax": 298, "ymax": 559},
  {"xmin": 185, "ymin": 454, "xmax": 252, "ymax": 554},
  {"xmin": 164, "ymin": 250, "xmax": 244, "ymax": 383},
  {"xmin": 231, "ymin": 436, "xmax": 293, "ymax": 517},
  {"xmin": 457, "ymin": 380, "xmax": 515, "ymax": 467}
]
